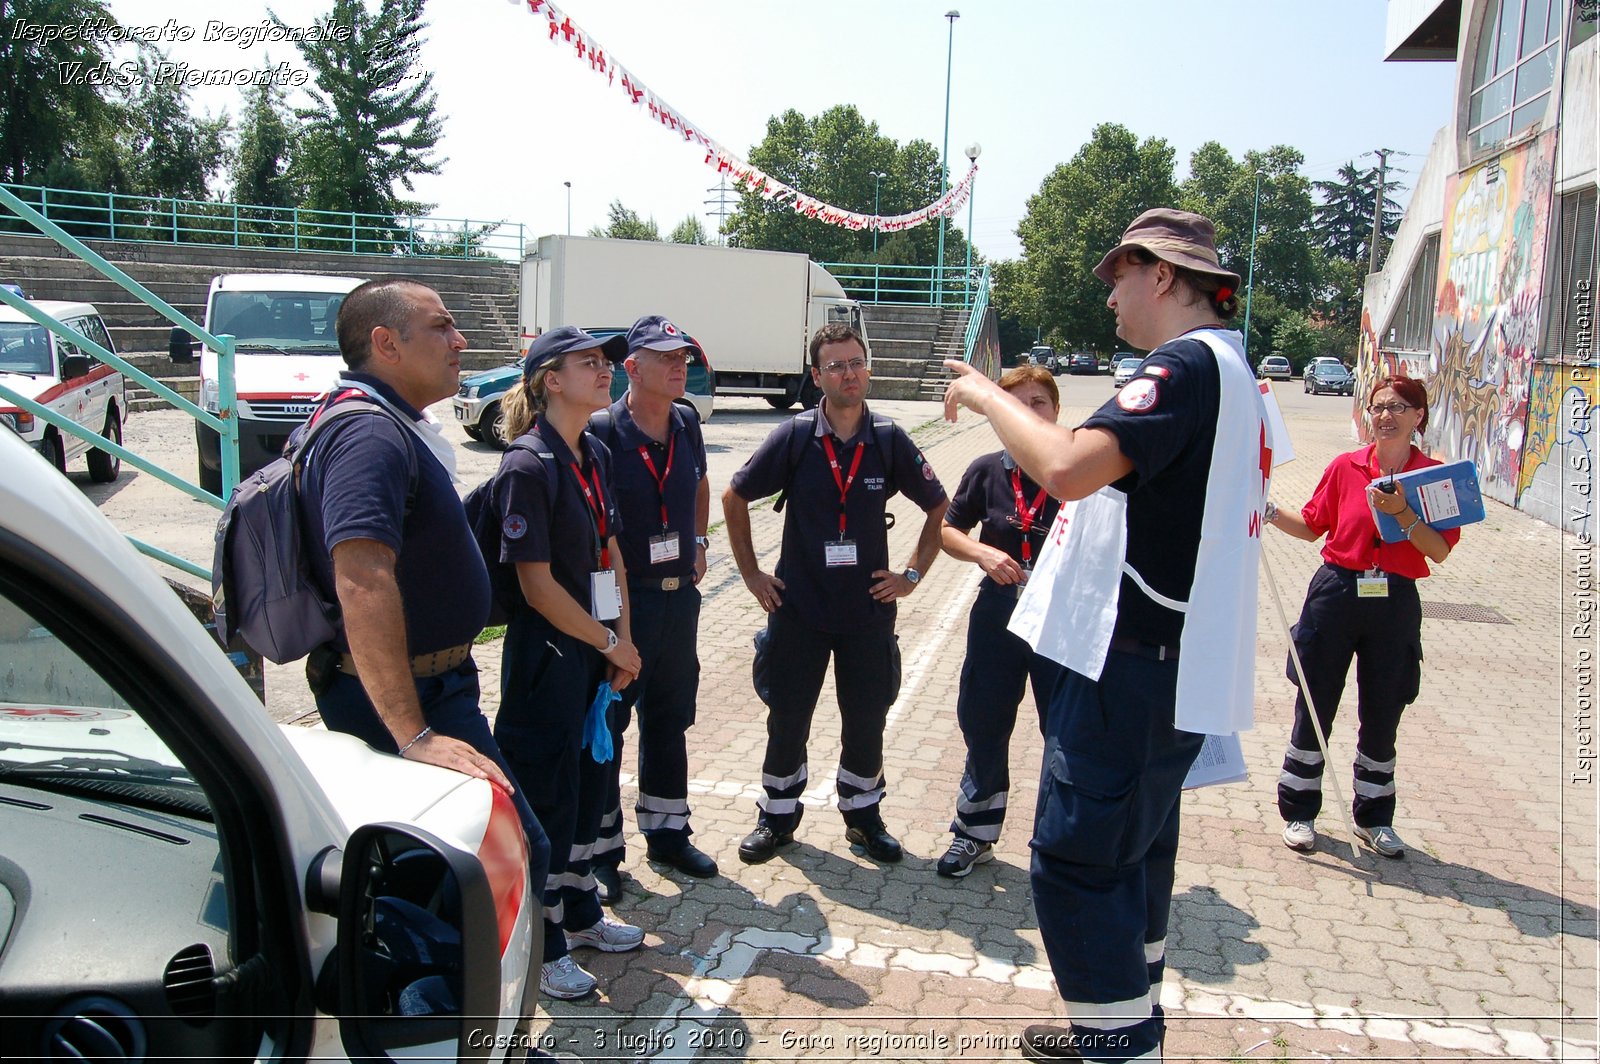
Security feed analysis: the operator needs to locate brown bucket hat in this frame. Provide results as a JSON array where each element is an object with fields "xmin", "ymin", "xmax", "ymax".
[{"xmin": 1092, "ymin": 208, "xmax": 1242, "ymax": 289}]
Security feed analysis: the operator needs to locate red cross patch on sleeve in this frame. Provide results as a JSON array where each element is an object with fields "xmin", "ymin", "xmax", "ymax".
[{"xmin": 1116, "ymin": 377, "xmax": 1161, "ymax": 413}]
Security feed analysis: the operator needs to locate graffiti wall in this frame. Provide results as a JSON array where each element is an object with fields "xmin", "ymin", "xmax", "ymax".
[
  {"xmin": 1519, "ymin": 362, "xmax": 1597, "ymax": 535},
  {"xmin": 1427, "ymin": 133, "xmax": 1559, "ymax": 505}
]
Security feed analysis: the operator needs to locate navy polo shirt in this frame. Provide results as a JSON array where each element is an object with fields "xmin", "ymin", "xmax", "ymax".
[
  {"xmin": 730, "ymin": 402, "xmax": 946, "ymax": 634},
  {"xmin": 944, "ymin": 450, "xmax": 1060, "ymax": 589},
  {"xmin": 494, "ymin": 415, "xmax": 622, "ymax": 612},
  {"xmin": 300, "ymin": 372, "xmax": 490, "ymax": 654},
  {"xmin": 589, "ymin": 397, "xmax": 706, "ymax": 581},
  {"xmin": 1081, "ymin": 336, "xmax": 1220, "ymax": 644}
]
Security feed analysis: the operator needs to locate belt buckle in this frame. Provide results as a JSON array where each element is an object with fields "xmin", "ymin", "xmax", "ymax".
[{"xmin": 660, "ymin": 576, "xmax": 682, "ymax": 591}]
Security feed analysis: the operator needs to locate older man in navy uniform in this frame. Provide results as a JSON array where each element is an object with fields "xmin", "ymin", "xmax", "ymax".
[
  {"xmin": 723, "ymin": 322, "xmax": 948, "ymax": 865},
  {"xmin": 587, "ymin": 315, "xmax": 718, "ymax": 896}
]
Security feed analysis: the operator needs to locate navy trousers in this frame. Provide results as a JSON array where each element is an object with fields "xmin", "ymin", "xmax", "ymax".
[
  {"xmin": 1031, "ymin": 649, "xmax": 1202, "ymax": 1062},
  {"xmin": 755, "ymin": 608, "xmax": 900, "ymax": 833},
  {"xmin": 493, "ymin": 619, "xmax": 608, "ymax": 963},
  {"xmin": 950, "ymin": 584, "xmax": 1061, "ymax": 844},
  {"xmin": 1277, "ymin": 564, "xmax": 1423, "ymax": 828},
  {"xmin": 594, "ymin": 584, "xmax": 703, "ymax": 869},
  {"xmin": 313, "ymin": 658, "xmax": 550, "ymax": 966}
]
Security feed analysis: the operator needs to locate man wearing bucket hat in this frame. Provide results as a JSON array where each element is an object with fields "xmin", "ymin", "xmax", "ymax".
[
  {"xmin": 944, "ymin": 209, "xmax": 1273, "ymax": 1062},
  {"xmin": 586, "ymin": 315, "xmax": 719, "ymax": 897},
  {"xmin": 487, "ymin": 325, "xmax": 648, "ymax": 1001}
]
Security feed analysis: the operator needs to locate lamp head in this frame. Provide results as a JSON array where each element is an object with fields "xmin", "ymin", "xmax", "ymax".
[
  {"xmin": 965, "ymin": 143, "xmax": 981, "ymax": 162},
  {"xmin": 946, "ymin": 9, "xmax": 959, "ymax": 20}
]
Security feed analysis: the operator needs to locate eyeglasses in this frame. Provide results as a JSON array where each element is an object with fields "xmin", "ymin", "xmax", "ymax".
[
  {"xmin": 821, "ymin": 357, "xmax": 867, "ymax": 376},
  {"xmin": 562, "ymin": 354, "xmax": 610, "ymax": 374},
  {"xmin": 1366, "ymin": 401, "xmax": 1414, "ymax": 416},
  {"xmin": 639, "ymin": 349, "xmax": 690, "ymax": 365}
]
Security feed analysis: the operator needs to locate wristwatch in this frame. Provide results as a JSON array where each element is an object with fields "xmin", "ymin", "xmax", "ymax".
[
  {"xmin": 904, "ymin": 568, "xmax": 921, "ymax": 586},
  {"xmin": 600, "ymin": 628, "xmax": 618, "ymax": 654},
  {"xmin": 695, "ymin": 535, "xmax": 710, "ymax": 548}
]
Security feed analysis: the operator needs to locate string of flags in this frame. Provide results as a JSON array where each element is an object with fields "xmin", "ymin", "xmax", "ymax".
[{"xmin": 511, "ymin": 0, "xmax": 977, "ymax": 233}]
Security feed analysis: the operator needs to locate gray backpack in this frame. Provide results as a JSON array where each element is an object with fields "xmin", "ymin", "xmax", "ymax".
[{"xmin": 210, "ymin": 397, "xmax": 417, "ymax": 664}]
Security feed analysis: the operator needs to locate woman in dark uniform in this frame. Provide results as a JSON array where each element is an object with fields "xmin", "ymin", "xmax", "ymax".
[
  {"xmin": 936, "ymin": 364, "xmax": 1064, "ymax": 878},
  {"xmin": 1267, "ymin": 374, "xmax": 1458, "ymax": 858},
  {"xmin": 491, "ymin": 327, "xmax": 645, "ymax": 1000}
]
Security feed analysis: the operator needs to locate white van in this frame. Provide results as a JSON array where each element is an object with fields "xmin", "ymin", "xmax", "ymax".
[
  {"xmin": 191, "ymin": 274, "xmax": 363, "ymax": 495},
  {"xmin": 0, "ymin": 299, "xmax": 126, "ymax": 481},
  {"xmin": 0, "ymin": 425, "xmax": 536, "ymax": 1061}
]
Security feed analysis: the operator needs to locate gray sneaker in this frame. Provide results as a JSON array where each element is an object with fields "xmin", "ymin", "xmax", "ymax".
[
  {"xmin": 539, "ymin": 955, "xmax": 597, "ymax": 999},
  {"xmin": 1355, "ymin": 824, "xmax": 1406, "ymax": 858},
  {"xmin": 936, "ymin": 835, "xmax": 994, "ymax": 878},
  {"xmin": 567, "ymin": 914, "xmax": 645, "ymax": 952},
  {"xmin": 1282, "ymin": 820, "xmax": 1316, "ymax": 852}
]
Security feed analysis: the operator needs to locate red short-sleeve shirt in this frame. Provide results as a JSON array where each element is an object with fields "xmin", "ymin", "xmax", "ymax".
[{"xmin": 1299, "ymin": 444, "xmax": 1462, "ymax": 579}]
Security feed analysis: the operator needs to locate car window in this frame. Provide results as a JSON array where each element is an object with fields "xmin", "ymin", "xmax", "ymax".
[
  {"xmin": 211, "ymin": 291, "xmax": 345, "ymax": 353},
  {"xmin": 78, "ymin": 315, "xmax": 115, "ymax": 361},
  {"xmin": 0, "ymin": 323, "xmax": 52, "ymax": 375}
]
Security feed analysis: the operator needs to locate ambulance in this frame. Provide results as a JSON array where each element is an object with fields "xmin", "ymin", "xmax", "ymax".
[
  {"xmin": 0, "ymin": 299, "xmax": 126, "ymax": 481},
  {"xmin": 191, "ymin": 274, "xmax": 363, "ymax": 496},
  {"xmin": 0, "ymin": 425, "xmax": 538, "ymax": 1061}
]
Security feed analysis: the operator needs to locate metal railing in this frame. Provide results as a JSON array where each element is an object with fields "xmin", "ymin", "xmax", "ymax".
[
  {"xmin": 0, "ymin": 182, "xmax": 524, "ymax": 261},
  {"xmin": 960, "ymin": 263, "xmax": 993, "ymax": 364},
  {"xmin": 820, "ymin": 261, "xmax": 987, "ymax": 308},
  {"xmin": 0, "ymin": 184, "xmax": 237, "ymax": 581}
]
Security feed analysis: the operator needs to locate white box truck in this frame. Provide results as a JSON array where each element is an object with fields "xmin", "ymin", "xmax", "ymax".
[{"xmin": 520, "ymin": 235, "xmax": 868, "ymax": 409}]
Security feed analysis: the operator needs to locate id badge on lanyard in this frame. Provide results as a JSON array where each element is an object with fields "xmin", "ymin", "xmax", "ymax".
[
  {"xmin": 640, "ymin": 437, "xmax": 681, "ymax": 565},
  {"xmin": 1357, "ymin": 569, "xmax": 1389, "ymax": 598},
  {"xmin": 590, "ymin": 569, "xmax": 623, "ymax": 619},
  {"xmin": 822, "ymin": 434, "xmax": 864, "ymax": 568},
  {"xmin": 649, "ymin": 533, "xmax": 681, "ymax": 564},
  {"xmin": 825, "ymin": 539, "xmax": 858, "ymax": 567}
]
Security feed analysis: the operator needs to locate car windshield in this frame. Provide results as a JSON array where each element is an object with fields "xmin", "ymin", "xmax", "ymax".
[
  {"xmin": 211, "ymin": 291, "xmax": 346, "ymax": 354},
  {"xmin": 1117, "ymin": 358, "xmax": 1142, "ymax": 370},
  {"xmin": 1319, "ymin": 365, "xmax": 1351, "ymax": 378},
  {"xmin": 0, "ymin": 322, "xmax": 52, "ymax": 374}
]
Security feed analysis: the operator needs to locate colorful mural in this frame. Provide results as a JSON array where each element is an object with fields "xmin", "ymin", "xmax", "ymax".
[
  {"xmin": 1519, "ymin": 362, "xmax": 1597, "ymax": 534},
  {"xmin": 1427, "ymin": 133, "xmax": 1559, "ymax": 505}
]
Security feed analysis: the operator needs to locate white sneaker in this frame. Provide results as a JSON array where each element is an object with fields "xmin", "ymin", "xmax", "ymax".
[
  {"xmin": 539, "ymin": 955, "xmax": 597, "ymax": 999},
  {"xmin": 1355, "ymin": 824, "xmax": 1406, "ymax": 858},
  {"xmin": 567, "ymin": 914, "xmax": 645, "ymax": 953},
  {"xmin": 1282, "ymin": 820, "xmax": 1316, "ymax": 852}
]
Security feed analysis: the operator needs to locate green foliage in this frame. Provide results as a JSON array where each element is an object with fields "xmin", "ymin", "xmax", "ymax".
[
  {"xmin": 1313, "ymin": 161, "xmax": 1403, "ymax": 264},
  {"xmin": 122, "ymin": 53, "xmax": 229, "ymax": 201},
  {"xmin": 1180, "ymin": 142, "xmax": 1318, "ymax": 308},
  {"xmin": 230, "ymin": 71, "xmax": 300, "ymax": 216},
  {"xmin": 1272, "ymin": 310, "xmax": 1319, "ymax": 365},
  {"xmin": 281, "ymin": 0, "xmax": 445, "ymax": 249},
  {"xmin": 989, "ymin": 258, "xmax": 1041, "ymax": 361},
  {"xmin": 1016, "ymin": 123, "xmax": 1179, "ymax": 354},
  {"xmin": 409, "ymin": 219, "xmax": 501, "ymax": 258},
  {"xmin": 722, "ymin": 104, "xmax": 971, "ymax": 273},
  {"xmin": 588, "ymin": 200, "xmax": 660, "ymax": 241},
  {"xmin": 669, "ymin": 214, "xmax": 708, "ymax": 244},
  {"xmin": 0, "ymin": 0, "xmax": 125, "ymax": 185}
]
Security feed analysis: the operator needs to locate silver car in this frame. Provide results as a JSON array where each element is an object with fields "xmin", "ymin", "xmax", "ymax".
[{"xmin": 1112, "ymin": 355, "xmax": 1144, "ymax": 387}]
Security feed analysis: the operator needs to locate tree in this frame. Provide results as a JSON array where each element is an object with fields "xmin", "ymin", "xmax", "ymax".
[
  {"xmin": 1313, "ymin": 161, "xmax": 1403, "ymax": 264},
  {"xmin": 1016, "ymin": 123, "xmax": 1179, "ymax": 354},
  {"xmin": 722, "ymin": 104, "xmax": 971, "ymax": 271},
  {"xmin": 587, "ymin": 200, "xmax": 660, "ymax": 241},
  {"xmin": 231, "ymin": 69, "xmax": 300, "ymax": 214},
  {"xmin": 0, "ymin": 0, "xmax": 125, "ymax": 185},
  {"xmin": 669, "ymin": 215, "xmax": 707, "ymax": 245},
  {"xmin": 122, "ymin": 53, "xmax": 229, "ymax": 202},
  {"xmin": 988, "ymin": 258, "xmax": 1040, "ymax": 364},
  {"xmin": 282, "ymin": 0, "xmax": 445, "ymax": 240},
  {"xmin": 1180, "ymin": 142, "xmax": 1319, "ymax": 307}
]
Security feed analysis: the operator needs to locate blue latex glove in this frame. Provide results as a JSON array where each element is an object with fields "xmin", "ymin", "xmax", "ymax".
[{"xmin": 583, "ymin": 681, "xmax": 619, "ymax": 763}]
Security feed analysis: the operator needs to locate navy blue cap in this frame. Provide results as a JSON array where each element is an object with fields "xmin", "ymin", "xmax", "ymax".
[
  {"xmin": 626, "ymin": 315, "xmax": 704, "ymax": 359},
  {"xmin": 523, "ymin": 326, "xmax": 627, "ymax": 379}
]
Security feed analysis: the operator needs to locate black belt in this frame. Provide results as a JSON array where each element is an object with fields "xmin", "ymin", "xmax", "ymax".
[
  {"xmin": 1323, "ymin": 562, "xmax": 1416, "ymax": 583},
  {"xmin": 1108, "ymin": 635, "xmax": 1179, "ymax": 661},
  {"xmin": 631, "ymin": 575, "xmax": 689, "ymax": 591}
]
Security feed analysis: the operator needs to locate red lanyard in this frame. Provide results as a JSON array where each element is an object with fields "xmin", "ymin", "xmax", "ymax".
[
  {"xmin": 820, "ymin": 435, "xmax": 865, "ymax": 539},
  {"xmin": 637, "ymin": 435, "xmax": 675, "ymax": 531},
  {"xmin": 568, "ymin": 461, "xmax": 610, "ymax": 569},
  {"xmin": 1010, "ymin": 467, "xmax": 1050, "ymax": 565}
]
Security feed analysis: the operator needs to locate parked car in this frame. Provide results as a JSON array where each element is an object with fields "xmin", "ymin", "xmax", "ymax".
[
  {"xmin": 1028, "ymin": 345, "xmax": 1058, "ymax": 372},
  {"xmin": 0, "ymin": 299, "xmax": 126, "ymax": 482},
  {"xmin": 1097, "ymin": 357, "xmax": 1110, "ymax": 373},
  {"xmin": 1256, "ymin": 355, "xmax": 1293, "ymax": 381},
  {"xmin": 0, "ymin": 426, "xmax": 536, "ymax": 1062},
  {"xmin": 1112, "ymin": 355, "xmax": 1144, "ymax": 387},
  {"xmin": 1303, "ymin": 356, "xmax": 1343, "ymax": 383},
  {"xmin": 1305, "ymin": 360, "xmax": 1355, "ymax": 395},
  {"xmin": 1067, "ymin": 352, "xmax": 1099, "ymax": 375},
  {"xmin": 456, "ymin": 327, "xmax": 714, "ymax": 449}
]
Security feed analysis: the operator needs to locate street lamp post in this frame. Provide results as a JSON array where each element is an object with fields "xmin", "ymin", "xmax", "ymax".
[
  {"xmin": 870, "ymin": 171, "xmax": 885, "ymax": 254},
  {"xmin": 934, "ymin": 9, "xmax": 959, "ymax": 307},
  {"xmin": 1242, "ymin": 170, "xmax": 1262, "ymax": 357},
  {"xmin": 563, "ymin": 181, "xmax": 572, "ymax": 236},
  {"xmin": 963, "ymin": 143, "xmax": 980, "ymax": 306}
]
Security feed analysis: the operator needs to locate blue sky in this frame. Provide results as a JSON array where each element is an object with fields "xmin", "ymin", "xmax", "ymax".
[{"xmin": 101, "ymin": 0, "xmax": 1459, "ymax": 261}]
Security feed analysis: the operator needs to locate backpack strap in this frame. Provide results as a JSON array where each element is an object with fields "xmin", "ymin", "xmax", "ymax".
[
  {"xmin": 772, "ymin": 409, "xmax": 818, "ymax": 515},
  {"xmin": 295, "ymin": 395, "xmax": 421, "ymax": 513}
]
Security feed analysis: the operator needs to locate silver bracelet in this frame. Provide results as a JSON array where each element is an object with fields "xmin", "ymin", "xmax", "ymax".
[
  {"xmin": 398, "ymin": 725, "xmax": 432, "ymax": 756},
  {"xmin": 1401, "ymin": 513, "xmax": 1424, "ymax": 537}
]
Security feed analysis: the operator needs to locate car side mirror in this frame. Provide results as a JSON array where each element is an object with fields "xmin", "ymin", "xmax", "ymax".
[
  {"xmin": 169, "ymin": 326, "xmax": 199, "ymax": 363},
  {"xmin": 334, "ymin": 823, "xmax": 503, "ymax": 1062},
  {"xmin": 61, "ymin": 354, "xmax": 91, "ymax": 379}
]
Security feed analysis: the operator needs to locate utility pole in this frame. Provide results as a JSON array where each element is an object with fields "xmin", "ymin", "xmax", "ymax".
[
  {"xmin": 1368, "ymin": 148, "xmax": 1392, "ymax": 274},
  {"xmin": 703, "ymin": 176, "xmax": 736, "ymax": 246}
]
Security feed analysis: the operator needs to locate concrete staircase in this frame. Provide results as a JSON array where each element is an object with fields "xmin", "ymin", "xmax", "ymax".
[
  {"xmin": 861, "ymin": 303, "xmax": 971, "ymax": 401},
  {"xmin": 0, "ymin": 234, "xmax": 523, "ymax": 410}
]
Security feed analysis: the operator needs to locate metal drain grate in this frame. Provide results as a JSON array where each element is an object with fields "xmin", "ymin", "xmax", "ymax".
[{"xmin": 1421, "ymin": 601, "xmax": 1511, "ymax": 624}]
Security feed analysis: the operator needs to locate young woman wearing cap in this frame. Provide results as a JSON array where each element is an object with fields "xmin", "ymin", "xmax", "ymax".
[
  {"xmin": 943, "ymin": 209, "xmax": 1270, "ymax": 1063},
  {"xmin": 934, "ymin": 364, "xmax": 1063, "ymax": 879},
  {"xmin": 1266, "ymin": 374, "xmax": 1457, "ymax": 859},
  {"xmin": 490, "ymin": 327, "xmax": 646, "ymax": 1001}
]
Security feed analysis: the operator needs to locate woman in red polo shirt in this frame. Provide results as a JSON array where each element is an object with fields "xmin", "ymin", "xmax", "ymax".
[{"xmin": 1265, "ymin": 374, "xmax": 1459, "ymax": 858}]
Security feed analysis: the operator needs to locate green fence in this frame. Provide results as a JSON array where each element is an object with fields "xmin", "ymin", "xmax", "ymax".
[
  {"xmin": 820, "ymin": 261, "xmax": 988, "ymax": 309},
  {"xmin": 0, "ymin": 182, "xmax": 523, "ymax": 261}
]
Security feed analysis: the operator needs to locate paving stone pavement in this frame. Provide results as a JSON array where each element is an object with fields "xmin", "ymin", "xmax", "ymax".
[{"xmin": 248, "ymin": 383, "xmax": 1594, "ymax": 1062}]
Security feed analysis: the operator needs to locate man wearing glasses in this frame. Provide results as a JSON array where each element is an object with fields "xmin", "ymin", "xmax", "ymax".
[{"xmin": 723, "ymin": 323, "xmax": 948, "ymax": 865}]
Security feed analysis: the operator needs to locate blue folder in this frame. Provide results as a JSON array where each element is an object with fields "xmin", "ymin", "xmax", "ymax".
[{"xmin": 1369, "ymin": 460, "xmax": 1485, "ymax": 542}]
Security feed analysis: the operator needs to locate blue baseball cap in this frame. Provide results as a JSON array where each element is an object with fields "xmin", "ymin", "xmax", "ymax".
[
  {"xmin": 626, "ymin": 315, "xmax": 703, "ymax": 359},
  {"xmin": 523, "ymin": 326, "xmax": 627, "ymax": 380}
]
